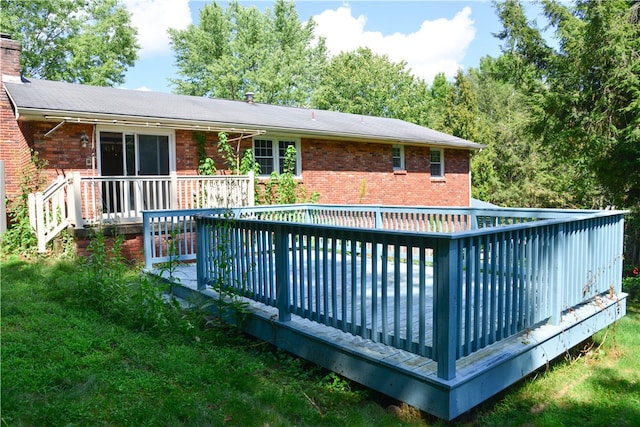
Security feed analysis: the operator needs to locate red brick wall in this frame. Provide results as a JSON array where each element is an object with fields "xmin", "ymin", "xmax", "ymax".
[
  {"xmin": 75, "ymin": 233, "xmax": 144, "ymax": 261},
  {"xmin": 1, "ymin": 36, "xmax": 34, "ymax": 199},
  {"xmin": 175, "ymin": 129, "xmax": 232, "ymax": 175},
  {"xmin": 5, "ymin": 122, "xmax": 471, "ymax": 209},
  {"xmin": 31, "ymin": 121, "xmax": 96, "ymax": 183},
  {"xmin": 300, "ymin": 138, "xmax": 470, "ymax": 207}
]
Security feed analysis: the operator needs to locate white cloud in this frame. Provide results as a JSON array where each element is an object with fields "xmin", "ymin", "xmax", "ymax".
[
  {"xmin": 312, "ymin": 5, "xmax": 476, "ymax": 83},
  {"xmin": 122, "ymin": 0, "xmax": 192, "ymax": 57}
]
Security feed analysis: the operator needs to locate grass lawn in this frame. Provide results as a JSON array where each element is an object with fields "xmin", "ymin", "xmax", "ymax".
[{"xmin": 2, "ymin": 256, "xmax": 639, "ymax": 426}]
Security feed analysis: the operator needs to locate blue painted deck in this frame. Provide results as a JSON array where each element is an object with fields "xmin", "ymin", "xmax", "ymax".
[{"xmin": 144, "ymin": 204, "xmax": 628, "ymax": 420}]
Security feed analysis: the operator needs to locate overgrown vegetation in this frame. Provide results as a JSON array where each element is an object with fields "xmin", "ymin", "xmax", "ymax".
[
  {"xmin": 205, "ymin": 211, "xmax": 252, "ymax": 323},
  {"xmin": 196, "ymin": 131, "xmax": 317, "ymax": 205},
  {"xmin": 0, "ymin": 151, "xmax": 46, "ymax": 256},
  {"xmin": 262, "ymin": 144, "xmax": 319, "ymax": 205},
  {"xmin": 2, "ymin": 253, "xmax": 639, "ymax": 426}
]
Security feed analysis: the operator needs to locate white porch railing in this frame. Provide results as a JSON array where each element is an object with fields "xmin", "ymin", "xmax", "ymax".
[
  {"xmin": 28, "ymin": 172, "xmax": 254, "ymax": 253},
  {"xmin": 28, "ymin": 176, "xmax": 76, "ymax": 253}
]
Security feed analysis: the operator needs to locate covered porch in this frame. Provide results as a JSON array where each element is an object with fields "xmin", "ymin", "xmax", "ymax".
[{"xmin": 143, "ymin": 204, "xmax": 627, "ymax": 420}]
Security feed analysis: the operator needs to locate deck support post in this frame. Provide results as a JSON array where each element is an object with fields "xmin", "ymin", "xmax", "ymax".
[
  {"xmin": 550, "ymin": 223, "xmax": 565, "ymax": 324},
  {"xmin": 195, "ymin": 216, "xmax": 211, "ymax": 291},
  {"xmin": 143, "ymin": 211, "xmax": 153, "ymax": 271},
  {"xmin": 375, "ymin": 207, "xmax": 383, "ymax": 229},
  {"xmin": 275, "ymin": 225, "xmax": 291, "ymax": 322},
  {"xmin": 434, "ymin": 238, "xmax": 460, "ymax": 380}
]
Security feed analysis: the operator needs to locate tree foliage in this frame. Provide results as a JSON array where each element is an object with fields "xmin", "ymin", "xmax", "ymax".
[
  {"xmin": 0, "ymin": 0, "xmax": 139, "ymax": 86},
  {"xmin": 169, "ymin": 0, "xmax": 327, "ymax": 105},
  {"xmin": 495, "ymin": 0, "xmax": 640, "ymax": 209},
  {"xmin": 311, "ymin": 47, "xmax": 432, "ymax": 124},
  {"xmin": 468, "ymin": 57, "xmax": 583, "ymax": 207}
]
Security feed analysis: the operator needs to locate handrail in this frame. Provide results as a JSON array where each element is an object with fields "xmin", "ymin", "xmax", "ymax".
[
  {"xmin": 28, "ymin": 175, "xmax": 74, "ymax": 253},
  {"xmin": 78, "ymin": 172, "xmax": 253, "ymax": 224}
]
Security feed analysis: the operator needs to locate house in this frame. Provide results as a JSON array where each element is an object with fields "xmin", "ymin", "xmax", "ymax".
[
  {"xmin": 1, "ymin": 34, "xmax": 482, "ymax": 255},
  {"xmin": 1, "ymin": 35, "xmax": 629, "ymax": 420}
]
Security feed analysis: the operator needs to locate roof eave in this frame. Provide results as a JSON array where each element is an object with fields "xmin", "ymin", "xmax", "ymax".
[
  {"xmin": 257, "ymin": 125, "xmax": 484, "ymax": 149},
  {"xmin": 15, "ymin": 106, "xmax": 484, "ymax": 150}
]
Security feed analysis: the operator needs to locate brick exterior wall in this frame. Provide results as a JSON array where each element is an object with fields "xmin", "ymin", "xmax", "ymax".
[
  {"xmin": 18, "ymin": 125, "xmax": 472, "ymax": 208},
  {"xmin": 299, "ymin": 138, "xmax": 470, "ymax": 206},
  {"xmin": 31, "ymin": 121, "xmax": 96, "ymax": 183},
  {"xmin": 1, "ymin": 35, "xmax": 34, "ymax": 200}
]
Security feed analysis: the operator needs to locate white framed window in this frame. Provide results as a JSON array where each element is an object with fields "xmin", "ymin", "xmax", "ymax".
[
  {"xmin": 392, "ymin": 145, "xmax": 405, "ymax": 170},
  {"xmin": 253, "ymin": 137, "xmax": 301, "ymax": 176},
  {"xmin": 430, "ymin": 148, "xmax": 444, "ymax": 178}
]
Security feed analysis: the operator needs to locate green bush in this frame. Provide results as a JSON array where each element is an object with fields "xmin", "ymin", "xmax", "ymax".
[
  {"xmin": 78, "ymin": 229, "xmax": 183, "ymax": 334},
  {"xmin": 623, "ymin": 276, "xmax": 640, "ymax": 302}
]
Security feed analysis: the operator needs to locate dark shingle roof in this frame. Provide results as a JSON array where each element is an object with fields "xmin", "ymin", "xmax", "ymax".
[{"xmin": 4, "ymin": 78, "xmax": 482, "ymax": 149}]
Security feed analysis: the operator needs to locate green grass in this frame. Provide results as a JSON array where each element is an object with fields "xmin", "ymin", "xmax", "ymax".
[{"xmin": 2, "ymin": 257, "xmax": 640, "ymax": 426}]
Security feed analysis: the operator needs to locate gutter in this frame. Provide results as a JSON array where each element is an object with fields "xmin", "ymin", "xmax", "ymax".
[{"xmin": 16, "ymin": 107, "xmax": 484, "ymax": 150}]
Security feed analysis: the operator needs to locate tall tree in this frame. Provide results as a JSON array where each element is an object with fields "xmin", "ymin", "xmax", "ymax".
[
  {"xmin": 311, "ymin": 47, "xmax": 432, "ymax": 124},
  {"xmin": 469, "ymin": 57, "xmax": 583, "ymax": 207},
  {"xmin": 169, "ymin": 0, "xmax": 327, "ymax": 106},
  {"xmin": 439, "ymin": 69, "xmax": 481, "ymax": 142},
  {"xmin": 495, "ymin": 0, "xmax": 640, "ymax": 209},
  {"xmin": 0, "ymin": 0, "xmax": 138, "ymax": 86},
  {"xmin": 426, "ymin": 72, "xmax": 453, "ymax": 130}
]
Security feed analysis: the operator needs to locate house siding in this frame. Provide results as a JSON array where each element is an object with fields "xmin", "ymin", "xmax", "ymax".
[
  {"xmin": 172, "ymin": 133, "xmax": 471, "ymax": 206},
  {"xmin": 31, "ymin": 121, "xmax": 95, "ymax": 182}
]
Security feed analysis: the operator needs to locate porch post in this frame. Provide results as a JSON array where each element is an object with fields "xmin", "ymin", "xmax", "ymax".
[
  {"xmin": 434, "ymin": 237, "xmax": 460, "ymax": 380},
  {"xmin": 374, "ymin": 206, "xmax": 382, "ymax": 229},
  {"xmin": 143, "ymin": 211, "xmax": 152, "ymax": 271},
  {"xmin": 195, "ymin": 216, "xmax": 209, "ymax": 291},
  {"xmin": 70, "ymin": 172, "xmax": 84, "ymax": 229},
  {"xmin": 247, "ymin": 171, "xmax": 255, "ymax": 207},
  {"xmin": 34, "ymin": 192, "xmax": 46, "ymax": 253},
  {"xmin": 274, "ymin": 225, "xmax": 291, "ymax": 322},
  {"xmin": 170, "ymin": 172, "xmax": 179, "ymax": 210}
]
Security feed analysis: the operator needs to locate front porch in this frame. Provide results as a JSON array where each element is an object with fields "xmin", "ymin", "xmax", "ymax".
[{"xmin": 143, "ymin": 204, "xmax": 627, "ymax": 420}]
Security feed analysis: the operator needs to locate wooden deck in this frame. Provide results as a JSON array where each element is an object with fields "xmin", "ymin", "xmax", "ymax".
[
  {"xmin": 152, "ymin": 262, "xmax": 627, "ymax": 421},
  {"xmin": 142, "ymin": 204, "xmax": 627, "ymax": 420}
]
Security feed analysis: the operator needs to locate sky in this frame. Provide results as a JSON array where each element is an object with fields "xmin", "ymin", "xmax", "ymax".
[{"xmin": 120, "ymin": 0, "xmax": 510, "ymax": 93}]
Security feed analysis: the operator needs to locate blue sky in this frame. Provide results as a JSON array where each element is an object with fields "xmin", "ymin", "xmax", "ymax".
[{"xmin": 121, "ymin": 1, "xmax": 511, "ymax": 93}]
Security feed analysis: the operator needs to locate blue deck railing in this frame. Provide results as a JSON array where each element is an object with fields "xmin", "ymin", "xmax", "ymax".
[{"xmin": 143, "ymin": 205, "xmax": 625, "ymax": 380}]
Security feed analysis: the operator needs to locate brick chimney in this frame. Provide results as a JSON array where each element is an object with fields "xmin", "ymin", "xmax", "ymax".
[
  {"xmin": 1, "ymin": 33, "xmax": 33, "ymax": 204},
  {"xmin": 1, "ymin": 33, "xmax": 22, "ymax": 78}
]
